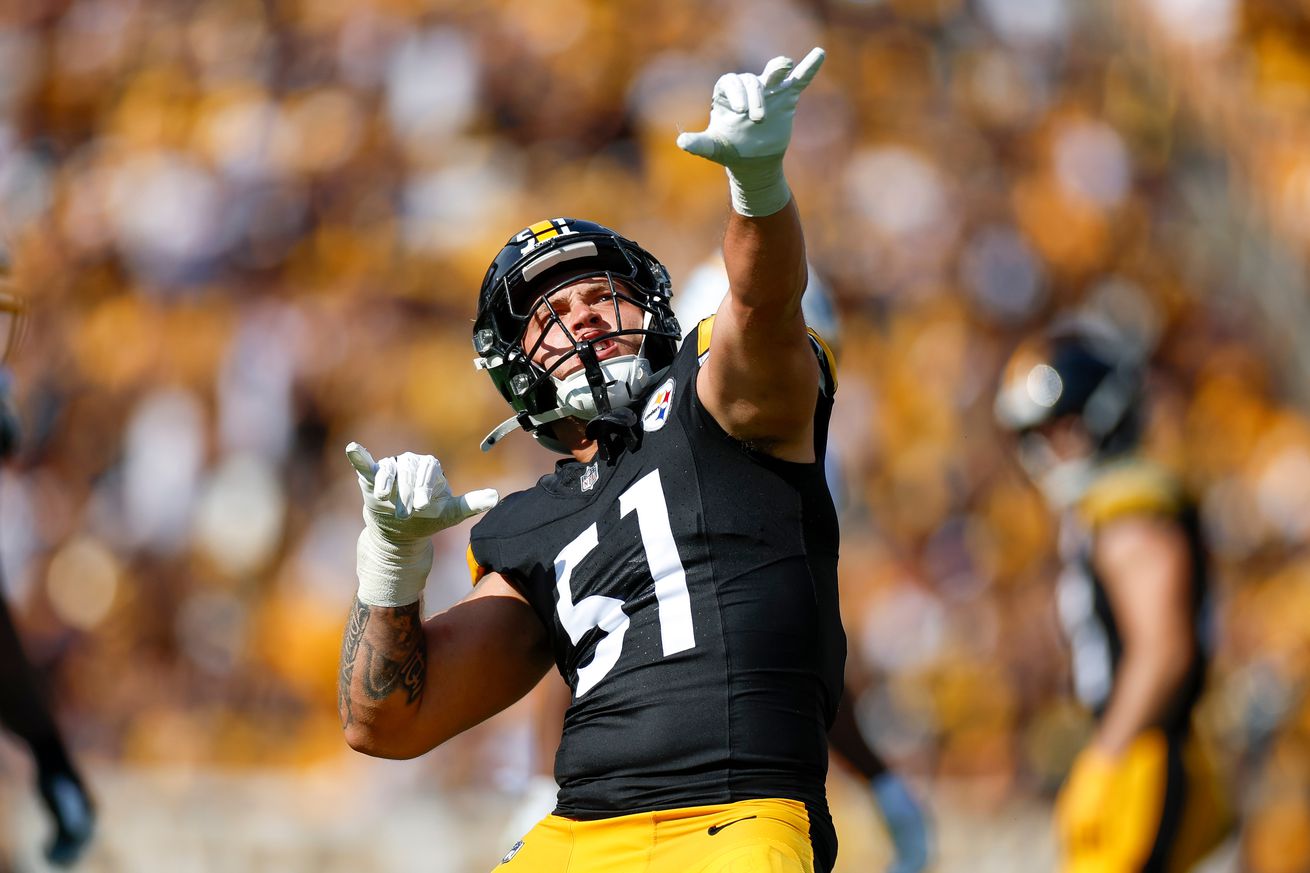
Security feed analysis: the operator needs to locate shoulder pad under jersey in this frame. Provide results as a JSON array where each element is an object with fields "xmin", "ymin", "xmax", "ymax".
[
  {"xmin": 694, "ymin": 315, "xmax": 837, "ymax": 397},
  {"xmin": 1078, "ymin": 460, "xmax": 1183, "ymax": 529}
]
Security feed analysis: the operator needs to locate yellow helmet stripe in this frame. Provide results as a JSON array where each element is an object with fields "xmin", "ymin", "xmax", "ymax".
[{"xmin": 528, "ymin": 219, "xmax": 560, "ymax": 242}]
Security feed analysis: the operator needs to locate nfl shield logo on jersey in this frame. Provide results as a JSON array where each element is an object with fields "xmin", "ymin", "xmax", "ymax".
[{"xmin": 642, "ymin": 378, "xmax": 675, "ymax": 432}]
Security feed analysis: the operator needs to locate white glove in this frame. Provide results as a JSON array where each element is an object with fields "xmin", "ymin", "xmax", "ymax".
[
  {"xmin": 345, "ymin": 442, "xmax": 499, "ymax": 607},
  {"xmin": 676, "ymin": 47, "xmax": 825, "ymax": 217},
  {"xmin": 870, "ymin": 772, "xmax": 931, "ymax": 873}
]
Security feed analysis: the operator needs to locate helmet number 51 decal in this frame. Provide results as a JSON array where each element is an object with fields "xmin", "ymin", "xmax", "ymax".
[
  {"xmin": 551, "ymin": 468, "xmax": 696, "ymax": 697},
  {"xmin": 515, "ymin": 218, "xmax": 577, "ymax": 255}
]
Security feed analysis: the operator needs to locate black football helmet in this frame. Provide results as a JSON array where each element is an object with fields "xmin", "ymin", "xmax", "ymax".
[
  {"xmin": 473, "ymin": 218, "xmax": 680, "ymax": 454},
  {"xmin": 995, "ymin": 318, "xmax": 1145, "ymax": 504}
]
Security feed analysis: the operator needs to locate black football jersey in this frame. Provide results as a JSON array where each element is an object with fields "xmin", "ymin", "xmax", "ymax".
[
  {"xmin": 1058, "ymin": 460, "xmax": 1210, "ymax": 735},
  {"xmin": 468, "ymin": 319, "xmax": 845, "ymax": 870}
]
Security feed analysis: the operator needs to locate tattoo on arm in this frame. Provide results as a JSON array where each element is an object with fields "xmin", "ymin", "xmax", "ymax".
[
  {"xmin": 361, "ymin": 604, "xmax": 427, "ymax": 706},
  {"xmin": 339, "ymin": 598, "xmax": 427, "ymax": 730},
  {"xmin": 338, "ymin": 598, "xmax": 370, "ymax": 728}
]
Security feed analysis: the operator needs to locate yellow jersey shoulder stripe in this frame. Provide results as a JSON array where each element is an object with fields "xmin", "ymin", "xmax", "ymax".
[
  {"xmin": 466, "ymin": 544, "xmax": 488, "ymax": 587},
  {"xmin": 696, "ymin": 315, "xmax": 716, "ymax": 357},
  {"xmin": 807, "ymin": 327, "xmax": 838, "ymax": 394},
  {"xmin": 1078, "ymin": 460, "xmax": 1182, "ymax": 528},
  {"xmin": 696, "ymin": 316, "xmax": 837, "ymax": 395}
]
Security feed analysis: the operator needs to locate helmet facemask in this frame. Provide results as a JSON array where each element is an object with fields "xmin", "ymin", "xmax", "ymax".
[
  {"xmin": 520, "ymin": 274, "xmax": 664, "ymax": 423},
  {"xmin": 995, "ymin": 325, "xmax": 1145, "ymax": 507},
  {"xmin": 473, "ymin": 221, "xmax": 680, "ymax": 454},
  {"xmin": 1014, "ymin": 424, "xmax": 1096, "ymax": 509}
]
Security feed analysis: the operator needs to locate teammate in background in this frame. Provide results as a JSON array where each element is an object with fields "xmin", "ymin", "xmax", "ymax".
[
  {"xmin": 0, "ymin": 262, "xmax": 96, "ymax": 867},
  {"xmin": 994, "ymin": 319, "xmax": 1231, "ymax": 873},
  {"xmin": 498, "ymin": 256, "xmax": 930, "ymax": 872},
  {"xmin": 339, "ymin": 49, "xmax": 848, "ymax": 871}
]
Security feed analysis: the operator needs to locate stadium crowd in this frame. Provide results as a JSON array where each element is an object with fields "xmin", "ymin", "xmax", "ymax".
[{"xmin": 1, "ymin": 0, "xmax": 1309, "ymax": 869}]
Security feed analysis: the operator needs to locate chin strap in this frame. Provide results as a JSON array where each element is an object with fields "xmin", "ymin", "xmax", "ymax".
[
  {"xmin": 585, "ymin": 407, "xmax": 640, "ymax": 463},
  {"xmin": 577, "ymin": 341, "xmax": 614, "ymax": 419},
  {"xmin": 574, "ymin": 338, "xmax": 650, "ymax": 462},
  {"xmin": 480, "ymin": 407, "xmax": 570, "ymax": 452},
  {"xmin": 481, "ymin": 404, "xmax": 641, "ymax": 461},
  {"xmin": 481, "ymin": 332, "xmax": 667, "ymax": 454}
]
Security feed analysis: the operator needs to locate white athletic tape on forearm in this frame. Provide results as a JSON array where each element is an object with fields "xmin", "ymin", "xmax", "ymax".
[
  {"xmin": 726, "ymin": 162, "xmax": 791, "ymax": 218},
  {"xmin": 355, "ymin": 523, "xmax": 433, "ymax": 608}
]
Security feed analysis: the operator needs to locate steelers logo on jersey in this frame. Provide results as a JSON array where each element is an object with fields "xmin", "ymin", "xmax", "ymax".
[{"xmin": 642, "ymin": 378, "xmax": 676, "ymax": 432}]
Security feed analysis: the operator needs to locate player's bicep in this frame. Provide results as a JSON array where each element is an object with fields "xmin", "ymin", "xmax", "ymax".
[
  {"xmin": 698, "ymin": 297, "xmax": 820, "ymax": 453},
  {"xmin": 1093, "ymin": 517, "xmax": 1194, "ymax": 653},
  {"xmin": 415, "ymin": 571, "xmax": 553, "ymax": 745}
]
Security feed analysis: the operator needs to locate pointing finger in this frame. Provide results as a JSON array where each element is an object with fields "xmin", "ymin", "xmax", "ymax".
[
  {"xmin": 345, "ymin": 442, "xmax": 378, "ymax": 484},
  {"xmin": 783, "ymin": 47, "xmax": 825, "ymax": 90}
]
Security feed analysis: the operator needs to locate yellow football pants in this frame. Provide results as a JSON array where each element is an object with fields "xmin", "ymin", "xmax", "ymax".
[
  {"xmin": 494, "ymin": 797, "xmax": 816, "ymax": 873},
  {"xmin": 1057, "ymin": 729, "xmax": 1232, "ymax": 873}
]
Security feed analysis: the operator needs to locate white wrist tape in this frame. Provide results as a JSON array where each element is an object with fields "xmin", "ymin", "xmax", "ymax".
[
  {"xmin": 726, "ymin": 160, "xmax": 791, "ymax": 217},
  {"xmin": 355, "ymin": 523, "xmax": 433, "ymax": 608}
]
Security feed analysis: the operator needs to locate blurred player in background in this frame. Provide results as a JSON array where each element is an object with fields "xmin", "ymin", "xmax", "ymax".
[
  {"xmin": 0, "ymin": 254, "xmax": 95, "ymax": 867},
  {"xmin": 499, "ymin": 256, "xmax": 931, "ymax": 873},
  {"xmin": 339, "ymin": 50, "xmax": 851, "ymax": 871},
  {"xmin": 994, "ymin": 319, "xmax": 1231, "ymax": 873}
]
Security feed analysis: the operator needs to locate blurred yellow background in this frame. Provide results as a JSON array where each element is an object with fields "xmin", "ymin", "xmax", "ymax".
[{"xmin": 1, "ymin": 0, "xmax": 1309, "ymax": 870}]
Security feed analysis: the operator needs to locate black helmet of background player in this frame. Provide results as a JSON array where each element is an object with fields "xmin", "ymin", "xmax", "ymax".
[
  {"xmin": 994, "ymin": 320, "xmax": 1144, "ymax": 507},
  {"xmin": 473, "ymin": 218, "xmax": 680, "ymax": 454}
]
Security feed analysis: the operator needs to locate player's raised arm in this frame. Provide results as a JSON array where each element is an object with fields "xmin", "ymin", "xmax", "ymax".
[
  {"xmin": 337, "ymin": 443, "xmax": 552, "ymax": 759},
  {"xmin": 677, "ymin": 48, "xmax": 826, "ymax": 462}
]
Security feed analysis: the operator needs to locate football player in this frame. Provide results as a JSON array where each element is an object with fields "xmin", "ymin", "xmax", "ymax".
[
  {"xmin": 339, "ymin": 49, "xmax": 848, "ymax": 872},
  {"xmin": 497, "ymin": 256, "xmax": 930, "ymax": 873},
  {"xmin": 995, "ymin": 319, "xmax": 1231, "ymax": 873},
  {"xmin": 0, "ymin": 261, "xmax": 96, "ymax": 867}
]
